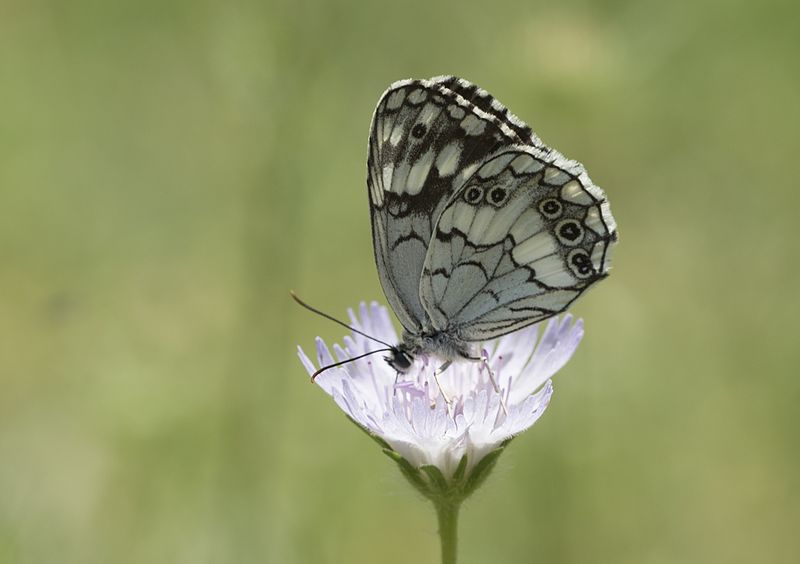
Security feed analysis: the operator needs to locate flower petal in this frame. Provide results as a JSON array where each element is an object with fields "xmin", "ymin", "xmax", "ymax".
[
  {"xmin": 508, "ymin": 317, "xmax": 583, "ymax": 404},
  {"xmin": 297, "ymin": 346, "xmax": 317, "ymax": 378}
]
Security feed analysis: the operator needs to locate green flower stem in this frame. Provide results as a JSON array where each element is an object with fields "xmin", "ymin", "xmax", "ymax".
[
  {"xmin": 378, "ymin": 439, "xmax": 513, "ymax": 564},
  {"xmin": 434, "ymin": 498, "xmax": 461, "ymax": 564}
]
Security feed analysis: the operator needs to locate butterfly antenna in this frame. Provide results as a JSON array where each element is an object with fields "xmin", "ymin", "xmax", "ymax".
[
  {"xmin": 290, "ymin": 291, "xmax": 395, "ymax": 349},
  {"xmin": 309, "ymin": 347, "xmax": 393, "ymax": 382}
]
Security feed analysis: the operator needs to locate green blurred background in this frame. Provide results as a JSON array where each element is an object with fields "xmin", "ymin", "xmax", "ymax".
[{"xmin": 1, "ymin": 0, "xmax": 798, "ymax": 562}]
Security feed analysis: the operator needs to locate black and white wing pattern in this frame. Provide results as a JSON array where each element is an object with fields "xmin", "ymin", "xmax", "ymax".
[
  {"xmin": 419, "ymin": 147, "xmax": 617, "ymax": 340},
  {"xmin": 367, "ymin": 77, "xmax": 535, "ymax": 334}
]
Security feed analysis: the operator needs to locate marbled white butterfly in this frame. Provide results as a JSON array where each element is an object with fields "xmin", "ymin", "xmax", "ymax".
[{"xmin": 367, "ymin": 76, "xmax": 617, "ymax": 374}]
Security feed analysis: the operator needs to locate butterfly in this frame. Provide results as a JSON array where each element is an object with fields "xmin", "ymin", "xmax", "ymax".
[{"xmin": 366, "ymin": 76, "xmax": 617, "ymax": 374}]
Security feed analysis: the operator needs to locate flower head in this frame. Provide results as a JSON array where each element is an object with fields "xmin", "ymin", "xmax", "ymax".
[{"xmin": 297, "ymin": 301, "xmax": 584, "ymax": 488}]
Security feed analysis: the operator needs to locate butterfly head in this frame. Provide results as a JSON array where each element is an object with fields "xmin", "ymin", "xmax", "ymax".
[{"xmin": 385, "ymin": 346, "xmax": 414, "ymax": 374}]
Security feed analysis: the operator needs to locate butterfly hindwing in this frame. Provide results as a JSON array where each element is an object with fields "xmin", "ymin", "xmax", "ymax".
[
  {"xmin": 367, "ymin": 77, "xmax": 529, "ymax": 333},
  {"xmin": 419, "ymin": 147, "xmax": 617, "ymax": 341}
]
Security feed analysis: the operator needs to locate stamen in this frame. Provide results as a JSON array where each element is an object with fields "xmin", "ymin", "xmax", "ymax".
[{"xmin": 481, "ymin": 349, "xmax": 508, "ymax": 418}]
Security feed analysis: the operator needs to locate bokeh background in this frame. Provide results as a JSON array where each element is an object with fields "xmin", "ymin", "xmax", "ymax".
[{"xmin": 2, "ymin": 0, "xmax": 798, "ymax": 562}]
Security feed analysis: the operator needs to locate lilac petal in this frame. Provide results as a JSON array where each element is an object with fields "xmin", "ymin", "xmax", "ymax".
[
  {"xmin": 529, "ymin": 316, "xmax": 563, "ymax": 367},
  {"xmin": 315, "ymin": 337, "xmax": 336, "ymax": 368},
  {"xmin": 370, "ymin": 302, "xmax": 399, "ymax": 343},
  {"xmin": 358, "ymin": 302, "xmax": 371, "ymax": 333},
  {"xmin": 297, "ymin": 346, "xmax": 317, "ymax": 377},
  {"xmin": 496, "ymin": 325, "xmax": 539, "ymax": 382},
  {"xmin": 363, "ymin": 301, "xmax": 378, "ymax": 332},
  {"xmin": 510, "ymin": 381, "xmax": 554, "ymax": 434},
  {"xmin": 509, "ymin": 317, "xmax": 582, "ymax": 403},
  {"xmin": 494, "ymin": 380, "xmax": 553, "ymax": 439},
  {"xmin": 346, "ymin": 302, "xmax": 398, "ymax": 348},
  {"xmin": 339, "ymin": 379, "xmax": 380, "ymax": 433},
  {"xmin": 534, "ymin": 320, "xmax": 582, "ymax": 379},
  {"xmin": 335, "ymin": 385, "xmax": 384, "ymax": 439},
  {"xmin": 332, "ymin": 343, "xmax": 349, "ymax": 363},
  {"xmin": 464, "ymin": 389, "xmax": 491, "ymax": 427},
  {"xmin": 330, "ymin": 381, "xmax": 359, "ymax": 422},
  {"xmin": 313, "ymin": 338, "xmax": 354, "ymax": 392},
  {"xmin": 342, "ymin": 335, "xmax": 359, "ymax": 355},
  {"xmin": 544, "ymin": 318, "xmax": 584, "ymax": 376},
  {"xmin": 494, "ymin": 323, "xmax": 537, "ymax": 367},
  {"xmin": 346, "ymin": 307, "xmax": 364, "ymax": 343},
  {"xmin": 363, "ymin": 302, "xmax": 381, "ymax": 341},
  {"xmin": 410, "ymin": 395, "xmax": 434, "ymax": 436},
  {"xmin": 344, "ymin": 303, "xmax": 369, "ymax": 350},
  {"xmin": 330, "ymin": 343, "xmax": 369, "ymax": 386}
]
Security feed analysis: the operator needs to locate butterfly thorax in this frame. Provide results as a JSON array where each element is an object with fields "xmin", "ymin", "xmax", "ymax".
[{"xmin": 388, "ymin": 329, "xmax": 477, "ymax": 374}]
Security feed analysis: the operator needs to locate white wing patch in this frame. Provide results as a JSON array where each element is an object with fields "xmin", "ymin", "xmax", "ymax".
[
  {"xmin": 477, "ymin": 153, "xmax": 517, "ymax": 178},
  {"xmin": 512, "ymin": 231, "xmax": 558, "ymax": 265},
  {"xmin": 407, "ymin": 147, "xmax": 436, "ymax": 195},
  {"xmin": 435, "ymin": 140, "xmax": 463, "ymax": 177},
  {"xmin": 415, "ymin": 102, "xmax": 443, "ymax": 129},
  {"xmin": 561, "ymin": 180, "xmax": 594, "ymax": 205},
  {"xmin": 389, "ymin": 160, "xmax": 411, "ymax": 196},
  {"xmin": 447, "ymin": 105, "xmax": 466, "ymax": 120},
  {"xmin": 509, "ymin": 153, "xmax": 541, "ymax": 175},
  {"xmin": 460, "ymin": 114, "xmax": 486, "ymax": 136},
  {"xmin": 385, "ymin": 88, "xmax": 406, "ymax": 110},
  {"xmin": 407, "ymin": 88, "xmax": 428, "ymax": 105},
  {"xmin": 455, "ymin": 162, "xmax": 480, "ymax": 186},
  {"xmin": 389, "ymin": 125, "xmax": 404, "ymax": 147}
]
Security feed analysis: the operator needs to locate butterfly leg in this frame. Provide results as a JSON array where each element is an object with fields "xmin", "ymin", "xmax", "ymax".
[
  {"xmin": 432, "ymin": 360, "xmax": 453, "ymax": 408},
  {"xmin": 472, "ymin": 352, "xmax": 508, "ymax": 416}
]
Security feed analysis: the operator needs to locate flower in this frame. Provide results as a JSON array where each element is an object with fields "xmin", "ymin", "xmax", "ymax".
[{"xmin": 297, "ymin": 301, "xmax": 584, "ymax": 489}]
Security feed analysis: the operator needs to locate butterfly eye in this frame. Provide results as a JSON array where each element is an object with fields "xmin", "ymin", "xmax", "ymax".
[
  {"xmin": 464, "ymin": 186, "xmax": 483, "ymax": 204},
  {"xmin": 487, "ymin": 187, "xmax": 508, "ymax": 206},
  {"xmin": 411, "ymin": 123, "xmax": 427, "ymax": 138},
  {"xmin": 539, "ymin": 198, "xmax": 563, "ymax": 219},
  {"xmin": 567, "ymin": 249, "xmax": 595, "ymax": 279},
  {"xmin": 556, "ymin": 219, "xmax": 585, "ymax": 246}
]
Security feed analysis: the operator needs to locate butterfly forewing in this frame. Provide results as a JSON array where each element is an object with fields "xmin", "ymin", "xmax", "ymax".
[
  {"xmin": 419, "ymin": 147, "xmax": 617, "ymax": 341},
  {"xmin": 429, "ymin": 76, "xmax": 542, "ymax": 147},
  {"xmin": 367, "ymin": 77, "xmax": 529, "ymax": 333}
]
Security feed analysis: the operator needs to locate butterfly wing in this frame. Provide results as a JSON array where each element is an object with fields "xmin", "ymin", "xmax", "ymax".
[
  {"xmin": 419, "ymin": 147, "xmax": 617, "ymax": 340},
  {"xmin": 367, "ymin": 76, "xmax": 532, "ymax": 333}
]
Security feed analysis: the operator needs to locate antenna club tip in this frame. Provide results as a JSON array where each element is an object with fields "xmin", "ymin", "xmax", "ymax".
[{"xmin": 289, "ymin": 290, "xmax": 305, "ymax": 307}]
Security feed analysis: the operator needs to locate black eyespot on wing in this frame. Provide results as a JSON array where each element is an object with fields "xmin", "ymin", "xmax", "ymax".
[
  {"xmin": 539, "ymin": 198, "xmax": 562, "ymax": 219},
  {"xmin": 411, "ymin": 123, "xmax": 427, "ymax": 138},
  {"xmin": 556, "ymin": 219, "xmax": 584, "ymax": 245},
  {"xmin": 464, "ymin": 186, "xmax": 483, "ymax": 204},
  {"xmin": 489, "ymin": 187, "xmax": 507, "ymax": 204},
  {"xmin": 568, "ymin": 249, "xmax": 595, "ymax": 279}
]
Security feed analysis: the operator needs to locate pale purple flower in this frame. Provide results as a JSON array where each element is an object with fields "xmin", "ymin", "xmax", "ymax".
[{"xmin": 297, "ymin": 301, "xmax": 584, "ymax": 479}]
